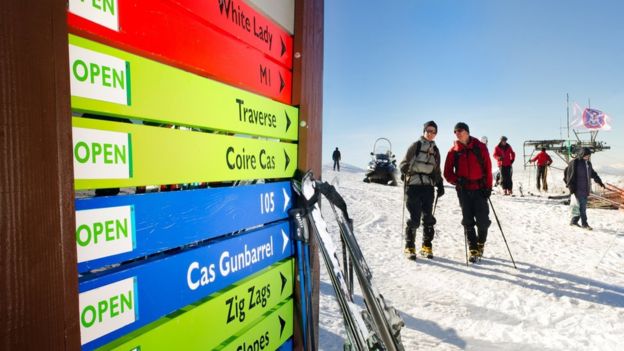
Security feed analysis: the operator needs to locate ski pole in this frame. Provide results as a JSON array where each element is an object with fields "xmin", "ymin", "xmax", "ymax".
[
  {"xmin": 456, "ymin": 186, "xmax": 469, "ymax": 266},
  {"xmin": 488, "ymin": 197, "xmax": 517, "ymax": 269},
  {"xmin": 463, "ymin": 229, "xmax": 469, "ymax": 266},
  {"xmin": 400, "ymin": 176, "xmax": 408, "ymax": 246},
  {"xmin": 432, "ymin": 192, "xmax": 439, "ymax": 216}
]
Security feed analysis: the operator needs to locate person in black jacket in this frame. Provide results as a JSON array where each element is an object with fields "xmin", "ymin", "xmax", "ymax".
[
  {"xmin": 564, "ymin": 147, "xmax": 605, "ymax": 230},
  {"xmin": 332, "ymin": 147, "xmax": 341, "ymax": 171},
  {"xmin": 399, "ymin": 121, "xmax": 444, "ymax": 259}
]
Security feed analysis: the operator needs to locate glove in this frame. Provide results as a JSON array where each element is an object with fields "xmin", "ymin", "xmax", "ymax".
[
  {"xmin": 400, "ymin": 173, "xmax": 406, "ymax": 182},
  {"xmin": 599, "ymin": 182, "xmax": 606, "ymax": 189},
  {"xmin": 455, "ymin": 178, "xmax": 465, "ymax": 190},
  {"xmin": 437, "ymin": 184, "xmax": 445, "ymax": 197},
  {"xmin": 482, "ymin": 188, "xmax": 492, "ymax": 198}
]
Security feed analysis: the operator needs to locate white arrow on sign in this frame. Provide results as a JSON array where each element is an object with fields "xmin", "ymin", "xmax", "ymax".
[
  {"xmin": 282, "ymin": 187, "xmax": 290, "ymax": 212},
  {"xmin": 281, "ymin": 229, "xmax": 289, "ymax": 254}
]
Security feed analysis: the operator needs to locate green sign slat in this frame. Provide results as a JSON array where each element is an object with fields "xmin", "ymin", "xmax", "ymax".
[
  {"xmin": 96, "ymin": 259, "xmax": 294, "ymax": 351},
  {"xmin": 69, "ymin": 34, "xmax": 298, "ymax": 141},
  {"xmin": 72, "ymin": 117, "xmax": 298, "ymax": 190},
  {"xmin": 216, "ymin": 299, "xmax": 294, "ymax": 351}
]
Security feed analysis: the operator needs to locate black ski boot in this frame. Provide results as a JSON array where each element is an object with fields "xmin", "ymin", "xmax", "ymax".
[
  {"xmin": 419, "ymin": 245, "xmax": 433, "ymax": 259},
  {"xmin": 570, "ymin": 216, "xmax": 581, "ymax": 228},
  {"xmin": 468, "ymin": 250, "xmax": 480, "ymax": 263},
  {"xmin": 420, "ymin": 226, "xmax": 435, "ymax": 259},
  {"xmin": 404, "ymin": 226, "xmax": 417, "ymax": 260}
]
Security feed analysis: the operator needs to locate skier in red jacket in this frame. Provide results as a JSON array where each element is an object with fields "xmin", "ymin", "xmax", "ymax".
[
  {"xmin": 493, "ymin": 136, "xmax": 516, "ymax": 195},
  {"xmin": 530, "ymin": 148, "xmax": 553, "ymax": 191},
  {"xmin": 443, "ymin": 122, "xmax": 493, "ymax": 263}
]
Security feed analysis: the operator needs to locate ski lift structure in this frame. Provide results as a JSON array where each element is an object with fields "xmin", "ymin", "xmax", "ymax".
[
  {"xmin": 522, "ymin": 130, "xmax": 610, "ymax": 169},
  {"xmin": 523, "ymin": 95, "xmax": 611, "ymax": 169}
]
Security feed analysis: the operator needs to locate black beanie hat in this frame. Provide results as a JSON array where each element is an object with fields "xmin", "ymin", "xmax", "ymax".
[
  {"xmin": 454, "ymin": 122, "xmax": 470, "ymax": 133},
  {"xmin": 423, "ymin": 120, "xmax": 438, "ymax": 133}
]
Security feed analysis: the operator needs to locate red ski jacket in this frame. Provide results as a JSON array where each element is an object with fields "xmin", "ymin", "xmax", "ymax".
[
  {"xmin": 444, "ymin": 137, "xmax": 493, "ymax": 190},
  {"xmin": 493, "ymin": 143, "xmax": 515, "ymax": 167},
  {"xmin": 530, "ymin": 151, "xmax": 552, "ymax": 167}
]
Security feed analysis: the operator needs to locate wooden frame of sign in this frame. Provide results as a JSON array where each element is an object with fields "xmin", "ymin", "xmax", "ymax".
[{"xmin": 0, "ymin": 0, "xmax": 323, "ymax": 349}]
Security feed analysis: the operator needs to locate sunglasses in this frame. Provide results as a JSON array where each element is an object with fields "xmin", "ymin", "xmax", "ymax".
[
  {"xmin": 454, "ymin": 129, "xmax": 466, "ymax": 134},
  {"xmin": 425, "ymin": 129, "xmax": 437, "ymax": 134}
]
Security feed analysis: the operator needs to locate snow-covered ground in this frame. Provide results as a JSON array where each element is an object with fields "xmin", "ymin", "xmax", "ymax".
[{"xmin": 317, "ymin": 164, "xmax": 624, "ymax": 351}]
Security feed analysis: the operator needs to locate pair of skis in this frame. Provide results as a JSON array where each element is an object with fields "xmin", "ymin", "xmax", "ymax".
[{"xmin": 292, "ymin": 172, "xmax": 405, "ymax": 351}]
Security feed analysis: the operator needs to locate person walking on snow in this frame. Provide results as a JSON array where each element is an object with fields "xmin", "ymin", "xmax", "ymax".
[
  {"xmin": 443, "ymin": 122, "xmax": 493, "ymax": 263},
  {"xmin": 530, "ymin": 148, "xmax": 553, "ymax": 191},
  {"xmin": 332, "ymin": 147, "xmax": 341, "ymax": 171},
  {"xmin": 493, "ymin": 136, "xmax": 516, "ymax": 195},
  {"xmin": 399, "ymin": 121, "xmax": 445, "ymax": 259},
  {"xmin": 564, "ymin": 147, "xmax": 605, "ymax": 230}
]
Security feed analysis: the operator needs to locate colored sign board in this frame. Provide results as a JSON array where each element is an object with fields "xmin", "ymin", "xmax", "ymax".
[
  {"xmin": 75, "ymin": 181, "xmax": 293, "ymax": 272},
  {"xmin": 68, "ymin": 35, "xmax": 298, "ymax": 141},
  {"xmin": 276, "ymin": 339, "xmax": 294, "ymax": 351},
  {"xmin": 170, "ymin": 0, "xmax": 293, "ymax": 69},
  {"xmin": 68, "ymin": 0, "xmax": 119, "ymax": 31},
  {"xmin": 79, "ymin": 221, "xmax": 293, "ymax": 350},
  {"xmin": 67, "ymin": 0, "xmax": 292, "ymax": 104},
  {"xmin": 96, "ymin": 260, "xmax": 293, "ymax": 351},
  {"xmin": 216, "ymin": 299, "xmax": 294, "ymax": 351},
  {"xmin": 72, "ymin": 117, "xmax": 297, "ymax": 190}
]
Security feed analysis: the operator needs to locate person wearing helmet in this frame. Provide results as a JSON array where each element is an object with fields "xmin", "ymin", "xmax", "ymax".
[{"xmin": 563, "ymin": 147, "xmax": 605, "ymax": 230}]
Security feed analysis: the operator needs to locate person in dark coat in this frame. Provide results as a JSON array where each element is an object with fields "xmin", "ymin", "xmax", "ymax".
[
  {"xmin": 399, "ymin": 121, "xmax": 444, "ymax": 259},
  {"xmin": 443, "ymin": 122, "xmax": 493, "ymax": 262},
  {"xmin": 332, "ymin": 147, "xmax": 341, "ymax": 171},
  {"xmin": 564, "ymin": 147, "xmax": 605, "ymax": 230},
  {"xmin": 530, "ymin": 148, "xmax": 553, "ymax": 191},
  {"xmin": 493, "ymin": 136, "xmax": 516, "ymax": 195}
]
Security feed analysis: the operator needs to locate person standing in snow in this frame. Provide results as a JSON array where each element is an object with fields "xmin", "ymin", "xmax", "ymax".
[
  {"xmin": 332, "ymin": 147, "xmax": 341, "ymax": 171},
  {"xmin": 564, "ymin": 147, "xmax": 605, "ymax": 230},
  {"xmin": 399, "ymin": 121, "xmax": 445, "ymax": 259},
  {"xmin": 443, "ymin": 122, "xmax": 493, "ymax": 263},
  {"xmin": 530, "ymin": 148, "xmax": 553, "ymax": 191},
  {"xmin": 493, "ymin": 136, "xmax": 516, "ymax": 195}
]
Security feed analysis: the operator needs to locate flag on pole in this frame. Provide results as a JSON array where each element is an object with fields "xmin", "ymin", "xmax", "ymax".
[{"xmin": 571, "ymin": 103, "xmax": 612, "ymax": 131}]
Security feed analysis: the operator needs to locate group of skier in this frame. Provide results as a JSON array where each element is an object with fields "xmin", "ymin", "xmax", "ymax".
[
  {"xmin": 399, "ymin": 120, "xmax": 606, "ymax": 262},
  {"xmin": 400, "ymin": 121, "xmax": 492, "ymax": 263}
]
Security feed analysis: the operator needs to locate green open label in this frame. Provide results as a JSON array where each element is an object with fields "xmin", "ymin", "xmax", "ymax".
[
  {"xmin": 69, "ymin": 34, "xmax": 298, "ymax": 141},
  {"xmin": 215, "ymin": 299, "xmax": 294, "ymax": 351},
  {"xmin": 72, "ymin": 117, "xmax": 297, "ymax": 190},
  {"xmin": 97, "ymin": 259, "xmax": 293, "ymax": 351}
]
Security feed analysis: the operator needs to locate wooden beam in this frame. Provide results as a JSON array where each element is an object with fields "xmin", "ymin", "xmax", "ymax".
[
  {"xmin": 292, "ymin": 0, "xmax": 323, "ymax": 350},
  {"xmin": 0, "ymin": 1, "xmax": 79, "ymax": 349}
]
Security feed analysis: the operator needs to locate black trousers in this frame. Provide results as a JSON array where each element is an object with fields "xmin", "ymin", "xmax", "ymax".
[
  {"xmin": 500, "ymin": 166, "xmax": 513, "ymax": 191},
  {"xmin": 405, "ymin": 185, "xmax": 436, "ymax": 245},
  {"xmin": 333, "ymin": 160, "xmax": 340, "ymax": 171},
  {"xmin": 456, "ymin": 189, "xmax": 491, "ymax": 249},
  {"xmin": 536, "ymin": 166, "xmax": 548, "ymax": 191}
]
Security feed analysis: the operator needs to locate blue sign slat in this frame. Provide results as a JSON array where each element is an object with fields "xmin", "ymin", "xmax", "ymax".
[
  {"xmin": 78, "ymin": 221, "xmax": 293, "ymax": 350},
  {"xmin": 75, "ymin": 182, "xmax": 292, "ymax": 273},
  {"xmin": 276, "ymin": 338, "xmax": 293, "ymax": 351}
]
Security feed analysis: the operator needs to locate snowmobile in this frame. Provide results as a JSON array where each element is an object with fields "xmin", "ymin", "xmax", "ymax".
[{"xmin": 363, "ymin": 137, "xmax": 398, "ymax": 186}]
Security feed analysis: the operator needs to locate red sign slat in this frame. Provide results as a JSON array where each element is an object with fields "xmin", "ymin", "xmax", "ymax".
[
  {"xmin": 170, "ymin": 0, "xmax": 293, "ymax": 69},
  {"xmin": 67, "ymin": 0, "xmax": 292, "ymax": 104}
]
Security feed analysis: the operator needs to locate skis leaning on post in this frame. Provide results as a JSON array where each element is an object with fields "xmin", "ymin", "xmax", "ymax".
[
  {"xmin": 294, "ymin": 172, "xmax": 405, "ymax": 351},
  {"xmin": 290, "ymin": 209, "xmax": 316, "ymax": 351},
  {"xmin": 292, "ymin": 180, "xmax": 382, "ymax": 350}
]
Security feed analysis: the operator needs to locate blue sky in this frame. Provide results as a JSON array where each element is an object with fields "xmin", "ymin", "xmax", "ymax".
[{"xmin": 322, "ymin": 0, "xmax": 624, "ymax": 170}]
